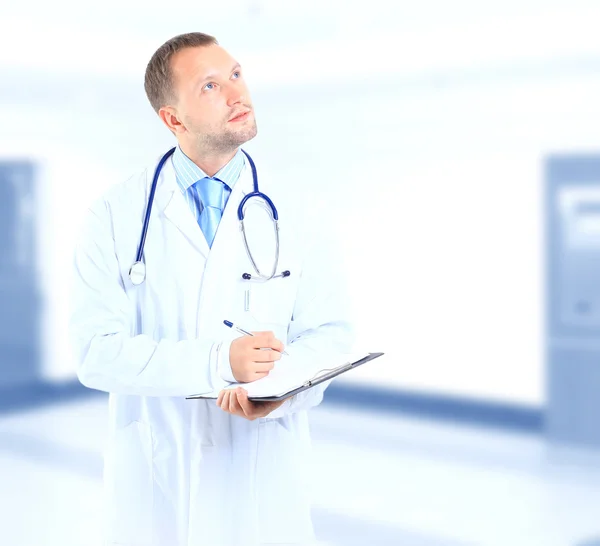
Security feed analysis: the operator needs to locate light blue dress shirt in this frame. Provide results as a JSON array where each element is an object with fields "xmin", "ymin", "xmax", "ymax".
[{"xmin": 172, "ymin": 145, "xmax": 246, "ymax": 221}]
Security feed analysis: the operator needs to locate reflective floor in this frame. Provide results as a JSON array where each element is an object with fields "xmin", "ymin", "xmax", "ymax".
[{"xmin": 1, "ymin": 396, "xmax": 600, "ymax": 546}]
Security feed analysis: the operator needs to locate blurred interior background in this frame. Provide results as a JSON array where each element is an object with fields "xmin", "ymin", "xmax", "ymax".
[{"xmin": 2, "ymin": 1, "xmax": 600, "ymax": 544}]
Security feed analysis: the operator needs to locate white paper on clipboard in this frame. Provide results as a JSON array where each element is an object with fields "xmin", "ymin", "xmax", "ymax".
[{"xmin": 186, "ymin": 352, "xmax": 374, "ymax": 400}]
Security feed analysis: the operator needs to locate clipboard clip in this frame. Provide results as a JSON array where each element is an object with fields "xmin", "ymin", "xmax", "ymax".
[{"xmin": 303, "ymin": 363, "xmax": 353, "ymax": 387}]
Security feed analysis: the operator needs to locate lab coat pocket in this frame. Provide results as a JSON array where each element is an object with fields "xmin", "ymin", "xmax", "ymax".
[
  {"xmin": 104, "ymin": 420, "xmax": 154, "ymax": 545},
  {"xmin": 245, "ymin": 275, "xmax": 295, "ymax": 330}
]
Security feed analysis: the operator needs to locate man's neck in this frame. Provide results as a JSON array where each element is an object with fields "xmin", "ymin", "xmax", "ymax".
[{"xmin": 179, "ymin": 143, "xmax": 237, "ymax": 178}]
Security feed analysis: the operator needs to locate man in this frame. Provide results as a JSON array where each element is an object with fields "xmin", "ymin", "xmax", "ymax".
[{"xmin": 70, "ymin": 32, "xmax": 353, "ymax": 546}]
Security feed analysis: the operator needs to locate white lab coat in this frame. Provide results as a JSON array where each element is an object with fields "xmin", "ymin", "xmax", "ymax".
[{"xmin": 69, "ymin": 152, "xmax": 353, "ymax": 546}]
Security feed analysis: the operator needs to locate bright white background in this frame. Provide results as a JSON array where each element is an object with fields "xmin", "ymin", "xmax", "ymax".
[{"xmin": 2, "ymin": 0, "xmax": 600, "ymax": 406}]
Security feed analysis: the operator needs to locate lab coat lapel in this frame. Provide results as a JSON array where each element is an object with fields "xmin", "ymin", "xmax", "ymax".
[
  {"xmin": 194, "ymin": 164, "xmax": 251, "ymax": 334},
  {"xmin": 155, "ymin": 158, "xmax": 210, "ymax": 258}
]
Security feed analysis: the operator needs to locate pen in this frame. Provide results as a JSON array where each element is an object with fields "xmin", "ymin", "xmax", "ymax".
[{"xmin": 223, "ymin": 320, "xmax": 289, "ymax": 356}]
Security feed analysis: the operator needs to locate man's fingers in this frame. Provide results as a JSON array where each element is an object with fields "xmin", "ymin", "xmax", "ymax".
[
  {"xmin": 217, "ymin": 389, "xmax": 245, "ymax": 416},
  {"xmin": 253, "ymin": 359, "xmax": 276, "ymax": 372},
  {"xmin": 252, "ymin": 349, "xmax": 281, "ymax": 363},
  {"xmin": 229, "ymin": 389, "xmax": 242, "ymax": 414},
  {"xmin": 218, "ymin": 388, "xmax": 274, "ymax": 421},
  {"xmin": 218, "ymin": 390, "xmax": 230, "ymax": 410},
  {"xmin": 250, "ymin": 331, "xmax": 277, "ymax": 349},
  {"xmin": 236, "ymin": 388, "xmax": 255, "ymax": 419},
  {"xmin": 247, "ymin": 332, "xmax": 286, "ymax": 360}
]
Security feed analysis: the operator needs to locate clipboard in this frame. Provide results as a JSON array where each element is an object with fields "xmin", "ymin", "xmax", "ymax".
[{"xmin": 186, "ymin": 352, "xmax": 384, "ymax": 402}]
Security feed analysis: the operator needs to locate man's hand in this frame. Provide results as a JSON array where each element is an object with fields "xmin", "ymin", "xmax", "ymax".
[
  {"xmin": 229, "ymin": 331, "xmax": 285, "ymax": 383},
  {"xmin": 217, "ymin": 387, "xmax": 287, "ymax": 420}
]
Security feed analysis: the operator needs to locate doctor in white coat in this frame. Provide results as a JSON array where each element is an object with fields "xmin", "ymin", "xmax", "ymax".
[{"xmin": 69, "ymin": 32, "xmax": 353, "ymax": 546}]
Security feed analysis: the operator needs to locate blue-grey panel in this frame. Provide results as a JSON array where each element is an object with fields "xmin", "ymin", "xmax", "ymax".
[
  {"xmin": 0, "ymin": 161, "xmax": 35, "ymax": 273},
  {"xmin": 0, "ymin": 161, "xmax": 41, "ymax": 387},
  {"xmin": 547, "ymin": 345, "xmax": 600, "ymax": 446},
  {"xmin": 546, "ymin": 155, "xmax": 600, "ymax": 338},
  {"xmin": 545, "ymin": 154, "xmax": 600, "ymax": 446}
]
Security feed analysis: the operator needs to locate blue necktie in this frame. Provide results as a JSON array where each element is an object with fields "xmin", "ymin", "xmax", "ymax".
[{"xmin": 194, "ymin": 177, "xmax": 226, "ymax": 248}]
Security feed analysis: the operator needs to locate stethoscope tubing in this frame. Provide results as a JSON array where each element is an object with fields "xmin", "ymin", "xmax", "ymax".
[{"xmin": 130, "ymin": 148, "xmax": 285, "ymax": 285}]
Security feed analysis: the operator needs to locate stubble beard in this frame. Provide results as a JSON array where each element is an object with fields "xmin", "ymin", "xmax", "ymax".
[{"xmin": 198, "ymin": 118, "xmax": 258, "ymax": 156}]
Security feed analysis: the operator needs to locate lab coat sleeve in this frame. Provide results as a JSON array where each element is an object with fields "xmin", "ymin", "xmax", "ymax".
[
  {"xmin": 69, "ymin": 202, "xmax": 231, "ymax": 397},
  {"xmin": 217, "ymin": 339, "xmax": 237, "ymax": 383},
  {"xmin": 265, "ymin": 204, "xmax": 355, "ymax": 419}
]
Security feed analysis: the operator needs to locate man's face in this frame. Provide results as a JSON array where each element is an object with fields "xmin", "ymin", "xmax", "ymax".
[{"xmin": 168, "ymin": 44, "xmax": 257, "ymax": 153}]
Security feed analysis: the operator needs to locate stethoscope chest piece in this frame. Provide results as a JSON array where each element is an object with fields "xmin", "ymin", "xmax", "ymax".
[{"xmin": 129, "ymin": 261, "xmax": 146, "ymax": 286}]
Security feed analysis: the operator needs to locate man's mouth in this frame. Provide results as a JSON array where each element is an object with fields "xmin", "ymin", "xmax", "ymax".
[{"xmin": 229, "ymin": 110, "xmax": 250, "ymax": 122}]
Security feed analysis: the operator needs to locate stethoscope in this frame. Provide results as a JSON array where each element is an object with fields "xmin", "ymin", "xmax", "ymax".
[{"xmin": 129, "ymin": 147, "xmax": 291, "ymax": 286}]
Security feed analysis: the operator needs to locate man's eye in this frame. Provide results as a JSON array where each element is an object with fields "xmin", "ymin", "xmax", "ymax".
[
  {"xmin": 204, "ymin": 83, "xmax": 215, "ymax": 90},
  {"xmin": 232, "ymin": 71, "xmax": 241, "ymax": 79}
]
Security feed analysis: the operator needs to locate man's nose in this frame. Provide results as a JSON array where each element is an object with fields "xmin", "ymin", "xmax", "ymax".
[{"xmin": 226, "ymin": 84, "xmax": 245, "ymax": 107}]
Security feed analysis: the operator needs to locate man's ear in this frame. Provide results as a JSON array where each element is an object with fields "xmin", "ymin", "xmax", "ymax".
[{"xmin": 159, "ymin": 106, "xmax": 186, "ymax": 135}]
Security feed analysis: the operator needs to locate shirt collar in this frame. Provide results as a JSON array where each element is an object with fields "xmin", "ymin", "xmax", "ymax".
[{"xmin": 172, "ymin": 146, "xmax": 246, "ymax": 193}]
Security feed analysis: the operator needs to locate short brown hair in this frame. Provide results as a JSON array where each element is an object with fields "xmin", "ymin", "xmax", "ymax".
[{"xmin": 144, "ymin": 32, "xmax": 218, "ymax": 113}]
